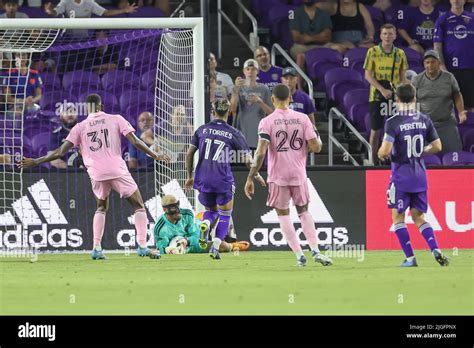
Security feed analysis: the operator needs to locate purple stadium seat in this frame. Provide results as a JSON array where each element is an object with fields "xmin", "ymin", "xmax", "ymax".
[
  {"xmin": 252, "ymin": 0, "xmax": 287, "ymax": 26},
  {"xmin": 344, "ymin": 47, "xmax": 368, "ymax": 68},
  {"xmin": 442, "ymin": 151, "xmax": 474, "ymax": 165},
  {"xmin": 401, "ymin": 47, "xmax": 423, "ymax": 67},
  {"xmin": 62, "ymin": 71, "xmax": 101, "ymax": 92},
  {"xmin": 269, "ymin": 5, "xmax": 298, "ymax": 50},
  {"xmin": 128, "ymin": 6, "xmax": 165, "ymax": 17},
  {"xmin": 343, "ymin": 88, "xmax": 369, "ymax": 114},
  {"xmin": 141, "ymin": 70, "xmax": 157, "ymax": 91},
  {"xmin": 462, "ymin": 128, "xmax": 474, "ymax": 153},
  {"xmin": 40, "ymin": 91, "xmax": 76, "ymax": 112},
  {"xmin": 40, "ymin": 72, "xmax": 62, "ymax": 91},
  {"xmin": 411, "ymin": 65, "xmax": 424, "ymax": 74},
  {"xmin": 366, "ymin": 6, "xmax": 384, "ymax": 43},
  {"xmin": 351, "ymin": 104, "xmax": 370, "ymax": 132},
  {"xmin": 305, "ymin": 48, "xmax": 343, "ymax": 89},
  {"xmin": 19, "ymin": 6, "xmax": 47, "ymax": 18},
  {"xmin": 102, "ymin": 70, "xmax": 141, "ymax": 93},
  {"xmin": 79, "ymin": 91, "xmax": 120, "ymax": 114},
  {"xmin": 119, "ymin": 90, "xmax": 154, "ymax": 113},
  {"xmin": 324, "ymin": 67, "xmax": 363, "ymax": 100},
  {"xmin": 423, "ymin": 154, "xmax": 442, "ymax": 166},
  {"xmin": 384, "ymin": 4, "xmax": 410, "ymax": 24}
]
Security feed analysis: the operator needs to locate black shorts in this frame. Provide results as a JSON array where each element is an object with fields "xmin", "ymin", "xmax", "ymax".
[
  {"xmin": 369, "ymin": 101, "xmax": 388, "ymax": 131},
  {"xmin": 452, "ymin": 69, "xmax": 474, "ymax": 108}
]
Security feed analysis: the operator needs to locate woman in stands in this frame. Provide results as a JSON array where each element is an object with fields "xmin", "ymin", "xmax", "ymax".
[{"xmin": 318, "ymin": 0, "xmax": 376, "ymax": 53}]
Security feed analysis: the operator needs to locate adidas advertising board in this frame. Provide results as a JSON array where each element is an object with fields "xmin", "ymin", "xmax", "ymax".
[{"xmin": 231, "ymin": 170, "xmax": 367, "ymax": 251}]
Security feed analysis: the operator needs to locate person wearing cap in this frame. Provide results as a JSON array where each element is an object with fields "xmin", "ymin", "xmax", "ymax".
[
  {"xmin": 49, "ymin": 103, "xmax": 84, "ymax": 169},
  {"xmin": 254, "ymin": 46, "xmax": 283, "ymax": 92},
  {"xmin": 433, "ymin": 0, "xmax": 474, "ymax": 110},
  {"xmin": 412, "ymin": 49, "xmax": 467, "ymax": 153},
  {"xmin": 281, "ymin": 67, "xmax": 316, "ymax": 125},
  {"xmin": 231, "ymin": 58, "xmax": 273, "ymax": 150}
]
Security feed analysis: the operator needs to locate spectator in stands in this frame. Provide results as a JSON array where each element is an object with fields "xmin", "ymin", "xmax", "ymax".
[
  {"xmin": 209, "ymin": 52, "xmax": 233, "ymax": 99},
  {"xmin": 364, "ymin": 23, "xmax": 408, "ymax": 164},
  {"xmin": 44, "ymin": 0, "xmax": 137, "ymax": 18},
  {"xmin": 0, "ymin": 0, "xmax": 28, "ymax": 18},
  {"xmin": 4, "ymin": 52, "xmax": 43, "ymax": 118},
  {"xmin": 281, "ymin": 67, "xmax": 316, "ymax": 125},
  {"xmin": 434, "ymin": 0, "xmax": 474, "ymax": 111},
  {"xmin": 254, "ymin": 46, "xmax": 283, "ymax": 92},
  {"xmin": 231, "ymin": 59, "xmax": 273, "ymax": 150},
  {"xmin": 50, "ymin": 103, "xmax": 83, "ymax": 169},
  {"xmin": 318, "ymin": 0, "xmax": 375, "ymax": 53},
  {"xmin": 85, "ymin": 29, "xmax": 119, "ymax": 75},
  {"xmin": 412, "ymin": 49, "xmax": 466, "ymax": 152},
  {"xmin": 152, "ymin": 105, "xmax": 192, "ymax": 164},
  {"xmin": 289, "ymin": 0, "xmax": 332, "ymax": 88},
  {"xmin": 210, "ymin": 71, "xmax": 227, "ymax": 102},
  {"xmin": 397, "ymin": 0, "xmax": 441, "ymax": 54},
  {"xmin": 136, "ymin": 0, "xmax": 169, "ymax": 15},
  {"xmin": 128, "ymin": 111, "xmax": 154, "ymax": 169}
]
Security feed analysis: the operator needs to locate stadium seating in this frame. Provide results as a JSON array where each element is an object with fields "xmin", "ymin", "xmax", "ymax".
[
  {"xmin": 63, "ymin": 70, "xmax": 102, "ymax": 92},
  {"xmin": 423, "ymin": 154, "xmax": 442, "ymax": 166},
  {"xmin": 462, "ymin": 128, "xmax": 474, "ymax": 153},
  {"xmin": 442, "ymin": 151, "xmax": 474, "ymax": 165},
  {"xmin": 40, "ymin": 72, "xmax": 62, "ymax": 91},
  {"xmin": 305, "ymin": 48, "xmax": 343, "ymax": 90},
  {"xmin": 324, "ymin": 67, "xmax": 367, "ymax": 105},
  {"xmin": 102, "ymin": 70, "xmax": 141, "ymax": 93},
  {"xmin": 268, "ymin": 5, "xmax": 298, "ymax": 50},
  {"xmin": 79, "ymin": 91, "xmax": 121, "ymax": 114}
]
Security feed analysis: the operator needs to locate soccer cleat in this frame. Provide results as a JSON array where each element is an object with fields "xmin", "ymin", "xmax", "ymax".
[
  {"xmin": 400, "ymin": 258, "xmax": 418, "ymax": 267},
  {"xmin": 137, "ymin": 246, "xmax": 161, "ymax": 259},
  {"xmin": 297, "ymin": 255, "xmax": 307, "ymax": 267},
  {"xmin": 231, "ymin": 241, "xmax": 250, "ymax": 251},
  {"xmin": 199, "ymin": 220, "xmax": 210, "ymax": 249},
  {"xmin": 209, "ymin": 247, "xmax": 221, "ymax": 260},
  {"xmin": 433, "ymin": 249, "xmax": 449, "ymax": 266},
  {"xmin": 312, "ymin": 251, "xmax": 333, "ymax": 266},
  {"xmin": 91, "ymin": 249, "xmax": 107, "ymax": 260}
]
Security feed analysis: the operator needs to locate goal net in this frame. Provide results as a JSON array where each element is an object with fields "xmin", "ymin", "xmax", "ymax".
[{"xmin": 0, "ymin": 19, "xmax": 204, "ymax": 242}]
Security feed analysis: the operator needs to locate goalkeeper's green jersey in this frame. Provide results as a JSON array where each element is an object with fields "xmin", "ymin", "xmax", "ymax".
[{"xmin": 153, "ymin": 208, "xmax": 205, "ymax": 254}]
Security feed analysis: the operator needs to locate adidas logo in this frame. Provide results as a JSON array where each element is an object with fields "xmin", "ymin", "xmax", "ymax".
[
  {"xmin": 251, "ymin": 178, "xmax": 349, "ymax": 247},
  {"xmin": 0, "ymin": 179, "xmax": 83, "ymax": 249}
]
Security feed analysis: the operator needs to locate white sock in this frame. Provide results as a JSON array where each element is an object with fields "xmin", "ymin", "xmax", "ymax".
[
  {"xmin": 212, "ymin": 237, "xmax": 222, "ymax": 250},
  {"xmin": 94, "ymin": 245, "xmax": 102, "ymax": 251},
  {"xmin": 407, "ymin": 256, "xmax": 415, "ymax": 262},
  {"xmin": 310, "ymin": 244, "xmax": 320, "ymax": 253},
  {"xmin": 432, "ymin": 248, "xmax": 441, "ymax": 254},
  {"xmin": 295, "ymin": 250, "xmax": 304, "ymax": 259}
]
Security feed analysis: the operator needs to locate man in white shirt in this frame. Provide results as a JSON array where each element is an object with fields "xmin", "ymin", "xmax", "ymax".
[{"xmin": 45, "ymin": 0, "xmax": 137, "ymax": 18}]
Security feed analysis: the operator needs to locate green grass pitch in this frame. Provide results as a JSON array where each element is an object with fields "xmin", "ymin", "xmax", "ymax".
[{"xmin": 1, "ymin": 250, "xmax": 472, "ymax": 315}]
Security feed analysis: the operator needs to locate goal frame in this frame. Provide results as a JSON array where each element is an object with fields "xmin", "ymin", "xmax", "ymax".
[{"xmin": 0, "ymin": 18, "xmax": 206, "ymax": 214}]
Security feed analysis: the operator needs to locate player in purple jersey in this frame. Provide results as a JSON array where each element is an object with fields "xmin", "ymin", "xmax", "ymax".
[
  {"xmin": 185, "ymin": 99, "xmax": 265, "ymax": 260},
  {"xmin": 378, "ymin": 84, "xmax": 449, "ymax": 267}
]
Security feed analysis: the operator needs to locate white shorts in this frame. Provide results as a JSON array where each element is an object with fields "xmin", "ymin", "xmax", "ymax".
[{"xmin": 91, "ymin": 172, "xmax": 138, "ymax": 200}]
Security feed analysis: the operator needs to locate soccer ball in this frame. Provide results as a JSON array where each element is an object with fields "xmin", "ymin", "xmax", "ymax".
[{"xmin": 167, "ymin": 236, "xmax": 187, "ymax": 255}]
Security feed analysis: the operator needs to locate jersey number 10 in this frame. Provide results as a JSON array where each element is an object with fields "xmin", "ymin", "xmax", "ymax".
[{"xmin": 404, "ymin": 134, "xmax": 424, "ymax": 158}]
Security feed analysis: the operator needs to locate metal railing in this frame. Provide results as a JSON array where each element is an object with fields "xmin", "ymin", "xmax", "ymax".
[
  {"xmin": 328, "ymin": 107, "xmax": 373, "ymax": 166},
  {"xmin": 271, "ymin": 43, "xmax": 316, "ymax": 166},
  {"xmin": 217, "ymin": 0, "xmax": 259, "ymax": 58}
]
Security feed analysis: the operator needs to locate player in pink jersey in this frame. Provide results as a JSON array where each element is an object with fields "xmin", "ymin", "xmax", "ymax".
[
  {"xmin": 18, "ymin": 94, "xmax": 170, "ymax": 260},
  {"xmin": 245, "ymin": 84, "xmax": 333, "ymax": 267}
]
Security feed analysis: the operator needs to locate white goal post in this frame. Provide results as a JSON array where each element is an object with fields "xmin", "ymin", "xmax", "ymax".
[{"xmin": 0, "ymin": 18, "xmax": 205, "ymax": 223}]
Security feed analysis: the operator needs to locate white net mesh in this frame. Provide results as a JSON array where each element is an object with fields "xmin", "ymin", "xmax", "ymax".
[
  {"xmin": 0, "ymin": 29, "xmax": 60, "ymax": 52},
  {"xmin": 154, "ymin": 29, "xmax": 196, "ymax": 212}
]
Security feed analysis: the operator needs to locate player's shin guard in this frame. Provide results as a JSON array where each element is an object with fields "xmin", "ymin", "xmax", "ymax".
[
  {"xmin": 134, "ymin": 208, "xmax": 148, "ymax": 248},
  {"xmin": 93, "ymin": 211, "xmax": 106, "ymax": 249},
  {"xmin": 299, "ymin": 211, "xmax": 320, "ymax": 252},
  {"xmin": 419, "ymin": 222, "xmax": 439, "ymax": 252},
  {"xmin": 277, "ymin": 215, "xmax": 304, "ymax": 258},
  {"xmin": 394, "ymin": 222, "xmax": 414, "ymax": 258},
  {"xmin": 215, "ymin": 209, "xmax": 232, "ymax": 240}
]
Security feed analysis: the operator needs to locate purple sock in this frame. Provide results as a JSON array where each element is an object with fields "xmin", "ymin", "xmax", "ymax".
[
  {"xmin": 215, "ymin": 209, "xmax": 232, "ymax": 240},
  {"xmin": 203, "ymin": 210, "xmax": 218, "ymax": 224},
  {"xmin": 419, "ymin": 222, "xmax": 439, "ymax": 252},
  {"xmin": 394, "ymin": 223, "xmax": 414, "ymax": 258}
]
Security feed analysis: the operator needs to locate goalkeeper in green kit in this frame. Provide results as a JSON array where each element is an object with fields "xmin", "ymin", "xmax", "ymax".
[{"xmin": 154, "ymin": 195, "xmax": 248, "ymax": 254}]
